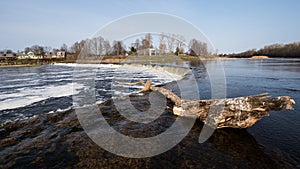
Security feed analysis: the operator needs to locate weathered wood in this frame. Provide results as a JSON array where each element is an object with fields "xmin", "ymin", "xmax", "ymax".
[
  {"xmin": 120, "ymin": 80, "xmax": 296, "ymax": 128},
  {"xmin": 149, "ymin": 85, "xmax": 182, "ymax": 106},
  {"xmin": 117, "ymin": 80, "xmax": 182, "ymax": 105},
  {"xmin": 173, "ymin": 94, "xmax": 295, "ymax": 128},
  {"xmin": 116, "ymin": 80, "xmax": 144, "ymax": 86}
]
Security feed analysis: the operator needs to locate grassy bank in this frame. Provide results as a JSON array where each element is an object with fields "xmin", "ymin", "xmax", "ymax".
[
  {"xmin": 0, "ymin": 55, "xmax": 269, "ymax": 68},
  {"xmin": 0, "ymin": 58, "xmax": 77, "ymax": 67},
  {"xmin": 77, "ymin": 55, "xmax": 224, "ymax": 64}
]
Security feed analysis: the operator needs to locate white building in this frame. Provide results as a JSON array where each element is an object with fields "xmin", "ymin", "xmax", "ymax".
[{"xmin": 17, "ymin": 51, "xmax": 42, "ymax": 59}]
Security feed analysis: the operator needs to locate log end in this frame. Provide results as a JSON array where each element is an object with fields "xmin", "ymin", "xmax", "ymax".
[
  {"xmin": 141, "ymin": 80, "xmax": 152, "ymax": 92},
  {"xmin": 173, "ymin": 106, "xmax": 198, "ymax": 118},
  {"xmin": 267, "ymin": 96, "xmax": 296, "ymax": 111}
]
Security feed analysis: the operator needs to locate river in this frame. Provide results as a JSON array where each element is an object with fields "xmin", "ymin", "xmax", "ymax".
[{"xmin": 0, "ymin": 58, "xmax": 299, "ymax": 168}]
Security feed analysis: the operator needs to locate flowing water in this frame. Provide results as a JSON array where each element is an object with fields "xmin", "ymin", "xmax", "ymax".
[
  {"xmin": 0, "ymin": 63, "xmax": 184, "ymax": 123},
  {"xmin": 0, "ymin": 58, "xmax": 299, "ymax": 168}
]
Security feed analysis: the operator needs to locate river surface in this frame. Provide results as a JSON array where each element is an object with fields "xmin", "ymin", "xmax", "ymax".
[{"xmin": 0, "ymin": 58, "xmax": 299, "ymax": 168}]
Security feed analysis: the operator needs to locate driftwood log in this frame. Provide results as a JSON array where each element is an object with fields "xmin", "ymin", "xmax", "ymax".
[{"xmin": 118, "ymin": 80, "xmax": 296, "ymax": 128}]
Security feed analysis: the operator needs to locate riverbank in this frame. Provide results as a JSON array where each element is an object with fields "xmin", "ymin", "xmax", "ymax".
[
  {"xmin": 1, "ymin": 92, "xmax": 294, "ymax": 168},
  {"xmin": 2, "ymin": 55, "xmax": 299, "ymax": 68},
  {"xmin": 0, "ymin": 55, "xmax": 236, "ymax": 68},
  {"xmin": 0, "ymin": 59, "xmax": 69, "ymax": 68}
]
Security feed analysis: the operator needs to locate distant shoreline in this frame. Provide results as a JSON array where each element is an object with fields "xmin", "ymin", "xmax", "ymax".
[
  {"xmin": 0, "ymin": 64, "xmax": 41, "ymax": 68},
  {"xmin": 1, "ymin": 56, "xmax": 299, "ymax": 68},
  {"xmin": 0, "ymin": 59, "xmax": 74, "ymax": 68}
]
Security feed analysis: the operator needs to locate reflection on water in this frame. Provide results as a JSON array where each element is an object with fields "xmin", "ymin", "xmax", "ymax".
[
  {"xmin": 0, "ymin": 58, "xmax": 299, "ymax": 168},
  {"xmin": 155, "ymin": 58, "xmax": 299, "ymax": 167},
  {"xmin": 186, "ymin": 58, "xmax": 300, "ymax": 168}
]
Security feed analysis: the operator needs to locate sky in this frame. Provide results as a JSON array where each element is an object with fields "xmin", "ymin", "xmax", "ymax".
[{"xmin": 0, "ymin": 0, "xmax": 300, "ymax": 54}]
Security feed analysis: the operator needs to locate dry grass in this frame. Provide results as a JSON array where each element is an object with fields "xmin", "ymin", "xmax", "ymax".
[{"xmin": 251, "ymin": 55, "xmax": 269, "ymax": 59}]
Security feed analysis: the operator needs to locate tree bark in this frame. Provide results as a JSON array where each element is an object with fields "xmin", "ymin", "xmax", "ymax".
[
  {"xmin": 173, "ymin": 93, "xmax": 295, "ymax": 128},
  {"xmin": 123, "ymin": 80, "xmax": 296, "ymax": 128}
]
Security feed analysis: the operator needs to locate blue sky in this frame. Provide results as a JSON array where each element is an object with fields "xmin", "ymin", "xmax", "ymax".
[{"xmin": 1, "ymin": 0, "xmax": 300, "ymax": 53}]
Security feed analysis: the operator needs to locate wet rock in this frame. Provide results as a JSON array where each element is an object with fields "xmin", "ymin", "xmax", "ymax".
[{"xmin": 0, "ymin": 93, "xmax": 297, "ymax": 168}]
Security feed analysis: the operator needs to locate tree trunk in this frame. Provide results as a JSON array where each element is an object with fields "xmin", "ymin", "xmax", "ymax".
[
  {"xmin": 121, "ymin": 80, "xmax": 296, "ymax": 128},
  {"xmin": 173, "ymin": 93, "xmax": 295, "ymax": 128}
]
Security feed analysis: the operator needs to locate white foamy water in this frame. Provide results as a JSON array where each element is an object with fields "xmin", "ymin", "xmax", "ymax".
[
  {"xmin": 55, "ymin": 63, "xmax": 121, "ymax": 68},
  {"xmin": 0, "ymin": 83, "xmax": 84, "ymax": 111},
  {"xmin": 57, "ymin": 62, "xmax": 189, "ymax": 81},
  {"xmin": 0, "ymin": 63, "xmax": 189, "ymax": 123}
]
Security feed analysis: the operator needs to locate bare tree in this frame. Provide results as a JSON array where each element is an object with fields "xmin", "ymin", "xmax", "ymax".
[
  {"xmin": 70, "ymin": 42, "xmax": 78, "ymax": 54},
  {"xmin": 31, "ymin": 45, "xmax": 44, "ymax": 55},
  {"xmin": 175, "ymin": 34, "xmax": 185, "ymax": 54},
  {"xmin": 112, "ymin": 41, "xmax": 125, "ymax": 56},
  {"xmin": 140, "ymin": 34, "xmax": 153, "ymax": 55},
  {"xmin": 134, "ymin": 38, "xmax": 140, "ymax": 51},
  {"xmin": 84, "ymin": 39, "xmax": 93, "ymax": 56},
  {"xmin": 159, "ymin": 33, "xmax": 166, "ymax": 55},
  {"xmin": 60, "ymin": 43, "xmax": 68, "ymax": 52},
  {"xmin": 103, "ymin": 40, "xmax": 111, "ymax": 56},
  {"xmin": 44, "ymin": 46, "xmax": 52, "ymax": 53},
  {"xmin": 145, "ymin": 33, "xmax": 152, "ymax": 48},
  {"xmin": 188, "ymin": 39, "xmax": 208, "ymax": 56},
  {"xmin": 166, "ymin": 33, "xmax": 176, "ymax": 54},
  {"xmin": 88, "ymin": 36, "xmax": 104, "ymax": 56},
  {"xmin": 24, "ymin": 47, "xmax": 31, "ymax": 54},
  {"xmin": 200, "ymin": 42, "xmax": 208, "ymax": 56},
  {"xmin": 70, "ymin": 40, "xmax": 86, "ymax": 56}
]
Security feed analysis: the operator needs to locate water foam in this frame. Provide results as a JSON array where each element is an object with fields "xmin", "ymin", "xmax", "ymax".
[
  {"xmin": 0, "ymin": 63, "xmax": 189, "ymax": 112},
  {"xmin": 0, "ymin": 83, "xmax": 84, "ymax": 111},
  {"xmin": 55, "ymin": 62, "xmax": 190, "ymax": 80}
]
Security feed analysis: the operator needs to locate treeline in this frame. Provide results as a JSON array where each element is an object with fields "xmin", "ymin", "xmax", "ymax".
[
  {"xmin": 70, "ymin": 33, "xmax": 209, "ymax": 58},
  {"xmin": 1, "ymin": 33, "xmax": 210, "ymax": 59},
  {"xmin": 221, "ymin": 42, "xmax": 300, "ymax": 58},
  {"xmin": 0, "ymin": 44, "xmax": 67, "ymax": 56}
]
